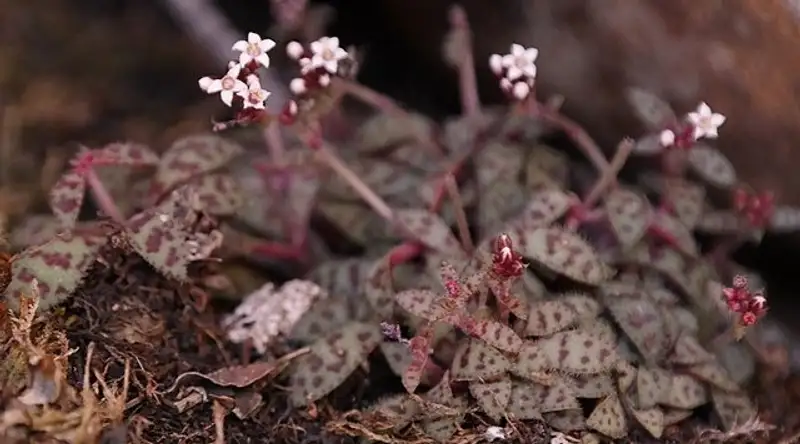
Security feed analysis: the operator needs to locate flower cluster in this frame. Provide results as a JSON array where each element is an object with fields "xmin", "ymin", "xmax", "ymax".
[
  {"xmin": 722, "ymin": 275, "xmax": 767, "ymax": 329},
  {"xmin": 197, "ymin": 32, "xmax": 352, "ymax": 129},
  {"xmin": 733, "ymin": 187, "xmax": 775, "ymax": 229},
  {"xmin": 490, "ymin": 233, "xmax": 526, "ymax": 279},
  {"xmin": 659, "ymin": 102, "xmax": 727, "ymax": 149},
  {"xmin": 489, "ymin": 44, "xmax": 539, "ymax": 101}
]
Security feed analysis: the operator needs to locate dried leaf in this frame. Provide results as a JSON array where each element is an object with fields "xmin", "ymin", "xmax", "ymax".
[
  {"xmin": 524, "ymin": 293, "xmax": 601, "ymax": 337},
  {"xmin": 687, "ymin": 144, "xmax": 737, "ymax": 188},
  {"xmin": 521, "ymin": 227, "xmax": 611, "ymax": 285},
  {"xmin": 48, "ymin": 171, "xmax": 86, "ymax": 229},
  {"xmin": 586, "ymin": 395, "xmax": 627, "ymax": 439},
  {"xmin": 604, "ymin": 188, "xmax": 651, "ymax": 248},
  {"xmin": 469, "ymin": 379, "xmax": 511, "ymax": 421},
  {"xmin": 396, "ymin": 208, "xmax": 467, "ymax": 259},
  {"xmin": 288, "ymin": 321, "xmax": 381, "ymax": 406}
]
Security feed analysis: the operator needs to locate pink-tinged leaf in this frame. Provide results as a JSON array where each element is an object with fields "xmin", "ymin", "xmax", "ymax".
[
  {"xmin": 604, "ymin": 188, "xmax": 651, "ymax": 248},
  {"xmin": 687, "ymin": 144, "xmax": 737, "ymax": 188},
  {"xmin": 150, "ymin": 134, "xmax": 244, "ymax": 199},
  {"xmin": 625, "ymin": 88, "xmax": 677, "ymax": 131},
  {"xmin": 487, "ymin": 277, "xmax": 528, "ymax": 320},
  {"xmin": 99, "ymin": 142, "xmax": 159, "ymax": 167},
  {"xmin": 188, "ymin": 173, "xmax": 243, "ymax": 216},
  {"xmin": 450, "ymin": 313, "xmax": 522, "ymax": 353},
  {"xmin": 4, "ymin": 231, "xmax": 106, "ymax": 312},
  {"xmin": 516, "ymin": 189, "xmax": 575, "ymax": 228},
  {"xmin": 396, "ymin": 208, "xmax": 467, "ymax": 259},
  {"xmin": 521, "ymin": 227, "xmax": 612, "ymax": 285},
  {"xmin": 651, "ymin": 211, "xmax": 699, "ymax": 257},
  {"xmin": 663, "ymin": 178, "xmax": 705, "ymax": 229},
  {"xmin": 769, "ymin": 205, "xmax": 800, "ymax": 233},
  {"xmin": 49, "ymin": 171, "xmax": 86, "ymax": 229},
  {"xmin": 403, "ymin": 334, "xmax": 431, "ymax": 393}
]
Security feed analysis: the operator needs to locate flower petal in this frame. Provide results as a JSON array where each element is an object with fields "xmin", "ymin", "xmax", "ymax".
[
  {"xmin": 206, "ymin": 79, "xmax": 223, "ymax": 94},
  {"xmin": 198, "ymin": 76, "xmax": 213, "ymax": 91},
  {"xmin": 334, "ymin": 47, "xmax": 349, "ymax": 60},
  {"xmin": 310, "ymin": 40, "xmax": 323, "ymax": 54},
  {"xmin": 233, "ymin": 79, "xmax": 248, "ymax": 92},
  {"xmin": 329, "ymin": 36, "xmax": 340, "ymax": 49},
  {"xmin": 501, "ymin": 54, "xmax": 516, "ymax": 68},
  {"xmin": 510, "ymin": 43, "xmax": 525, "ymax": 56},
  {"xmin": 232, "ymin": 40, "xmax": 248, "ymax": 52},
  {"xmin": 239, "ymin": 53, "xmax": 253, "ymax": 66},
  {"xmin": 248, "ymin": 32, "xmax": 261, "ymax": 44},
  {"xmin": 523, "ymin": 47, "xmax": 539, "ymax": 62},
  {"xmin": 522, "ymin": 63, "xmax": 537, "ymax": 79},
  {"xmin": 489, "ymin": 54, "xmax": 503, "ymax": 74},
  {"xmin": 220, "ymin": 90, "xmax": 235, "ymax": 107},
  {"xmin": 710, "ymin": 113, "xmax": 726, "ymax": 127},
  {"xmin": 256, "ymin": 53, "xmax": 271, "ymax": 68},
  {"xmin": 259, "ymin": 38, "xmax": 276, "ymax": 52},
  {"xmin": 696, "ymin": 102, "xmax": 711, "ymax": 116},
  {"xmin": 687, "ymin": 112, "xmax": 701, "ymax": 126},
  {"xmin": 324, "ymin": 59, "xmax": 339, "ymax": 74},
  {"xmin": 506, "ymin": 66, "xmax": 523, "ymax": 81},
  {"xmin": 692, "ymin": 126, "xmax": 705, "ymax": 140},
  {"xmin": 705, "ymin": 127, "xmax": 719, "ymax": 138},
  {"xmin": 227, "ymin": 64, "xmax": 242, "ymax": 78}
]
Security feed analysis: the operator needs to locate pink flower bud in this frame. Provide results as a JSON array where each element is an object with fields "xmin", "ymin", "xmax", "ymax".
[{"xmin": 286, "ymin": 41, "xmax": 305, "ymax": 60}]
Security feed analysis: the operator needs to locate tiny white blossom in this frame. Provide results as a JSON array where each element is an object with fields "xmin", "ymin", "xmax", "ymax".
[
  {"xmin": 289, "ymin": 78, "xmax": 307, "ymax": 95},
  {"xmin": 309, "ymin": 36, "xmax": 349, "ymax": 74},
  {"xmin": 687, "ymin": 102, "xmax": 726, "ymax": 140},
  {"xmin": 286, "ymin": 41, "xmax": 305, "ymax": 60},
  {"xmin": 499, "ymin": 78, "xmax": 512, "ymax": 92},
  {"xmin": 512, "ymin": 81, "xmax": 530, "ymax": 100},
  {"xmin": 660, "ymin": 129, "xmax": 676, "ymax": 147},
  {"xmin": 238, "ymin": 75, "xmax": 271, "ymax": 109},
  {"xmin": 489, "ymin": 54, "xmax": 503, "ymax": 75},
  {"xmin": 501, "ymin": 43, "xmax": 538, "ymax": 82},
  {"xmin": 484, "ymin": 426, "xmax": 506, "ymax": 442},
  {"xmin": 232, "ymin": 32, "xmax": 276, "ymax": 68},
  {"xmin": 198, "ymin": 64, "xmax": 247, "ymax": 107},
  {"xmin": 318, "ymin": 73, "xmax": 331, "ymax": 87},
  {"xmin": 752, "ymin": 294, "xmax": 767, "ymax": 310}
]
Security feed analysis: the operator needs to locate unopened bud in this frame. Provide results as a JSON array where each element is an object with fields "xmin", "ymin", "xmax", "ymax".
[
  {"xmin": 289, "ymin": 78, "xmax": 307, "ymax": 95},
  {"xmin": 489, "ymin": 54, "xmax": 503, "ymax": 75},
  {"xmin": 512, "ymin": 81, "xmax": 530, "ymax": 101},
  {"xmin": 286, "ymin": 41, "xmax": 305, "ymax": 60},
  {"xmin": 318, "ymin": 74, "xmax": 331, "ymax": 87}
]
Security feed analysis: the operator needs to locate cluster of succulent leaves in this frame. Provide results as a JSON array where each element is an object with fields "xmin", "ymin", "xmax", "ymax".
[
  {"xmin": 270, "ymin": 102, "xmax": 783, "ymax": 442},
  {"xmin": 3, "ymin": 136, "xmax": 245, "ymax": 311}
]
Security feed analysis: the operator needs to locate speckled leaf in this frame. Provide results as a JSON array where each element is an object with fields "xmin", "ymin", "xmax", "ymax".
[
  {"xmin": 530, "ymin": 379, "xmax": 580, "ymax": 412},
  {"xmin": 632, "ymin": 134, "xmax": 664, "ymax": 155},
  {"xmin": 187, "ymin": 173, "xmax": 242, "ymax": 216},
  {"xmin": 49, "ymin": 171, "xmax": 86, "ymax": 229},
  {"xmin": 660, "ymin": 374, "xmax": 708, "ymax": 409},
  {"xmin": 469, "ymin": 379, "xmax": 511, "ymax": 421},
  {"xmin": 403, "ymin": 334, "xmax": 431, "ymax": 394},
  {"xmin": 587, "ymin": 395, "xmax": 627, "ymax": 439},
  {"xmin": 100, "ymin": 142, "xmax": 159, "ymax": 166},
  {"xmin": 396, "ymin": 208, "xmax": 466, "ymax": 259},
  {"xmin": 289, "ymin": 294, "xmax": 358, "ymax": 342},
  {"xmin": 711, "ymin": 389, "xmax": 757, "ymax": 431},
  {"xmin": 636, "ymin": 367, "xmax": 669, "ymax": 409},
  {"xmin": 9, "ymin": 215, "xmax": 64, "ymax": 248},
  {"xmin": 527, "ymin": 144, "xmax": 569, "ymax": 187},
  {"xmin": 696, "ymin": 209, "xmax": 741, "ymax": 234},
  {"xmin": 687, "ymin": 144, "xmax": 737, "ymax": 188},
  {"xmin": 663, "ymin": 179, "xmax": 705, "ymax": 229},
  {"xmin": 457, "ymin": 315, "xmax": 523, "ymax": 353},
  {"xmin": 517, "ymin": 189, "xmax": 574, "ymax": 228},
  {"xmin": 396, "ymin": 289, "xmax": 439, "ymax": 320},
  {"xmin": 364, "ymin": 254, "xmax": 395, "ymax": 318},
  {"xmin": 652, "ymin": 211, "xmax": 698, "ymax": 257},
  {"xmin": 513, "ymin": 341, "xmax": 551, "ymax": 380},
  {"xmin": 662, "ymin": 408, "xmax": 693, "ymax": 425},
  {"xmin": 630, "ymin": 406, "xmax": 664, "ymax": 438},
  {"xmin": 670, "ymin": 334, "xmax": 714, "ymax": 365},
  {"xmin": 355, "ymin": 112, "xmax": 434, "ymax": 151},
  {"xmin": 422, "ymin": 415, "xmax": 462, "ymax": 443},
  {"xmin": 289, "ymin": 321, "xmax": 381, "ymax": 406},
  {"xmin": 369, "ymin": 394, "xmax": 420, "ymax": 429},
  {"xmin": 566, "ymin": 373, "xmax": 615, "ymax": 399},
  {"xmin": 686, "ymin": 361, "xmax": 739, "ymax": 392},
  {"xmin": 605, "ymin": 294, "xmax": 669, "ymax": 364},
  {"xmin": 521, "ymin": 227, "xmax": 611, "ymax": 285},
  {"xmin": 151, "ymin": 134, "xmax": 244, "ymax": 197},
  {"xmin": 535, "ymin": 329, "xmax": 619, "ymax": 374},
  {"xmin": 626, "ymin": 88, "xmax": 676, "ymax": 131},
  {"xmin": 305, "ymin": 259, "xmax": 370, "ymax": 299},
  {"xmin": 3, "ymin": 232, "xmax": 104, "ymax": 312},
  {"xmin": 769, "ymin": 205, "xmax": 800, "ymax": 232},
  {"xmin": 507, "ymin": 381, "xmax": 543, "ymax": 420},
  {"xmin": 450, "ymin": 339, "xmax": 510, "ymax": 381},
  {"xmin": 544, "ymin": 409, "xmax": 586, "ymax": 432},
  {"xmin": 604, "ymin": 188, "xmax": 651, "ymax": 247},
  {"xmin": 381, "ymin": 342, "xmax": 412, "ymax": 377},
  {"xmin": 615, "ymin": 360, "xmax": 637, "ymax": 392},
  {"xmin": 525, "ymin": 293, "xmax": 601, "ymax": 337}
]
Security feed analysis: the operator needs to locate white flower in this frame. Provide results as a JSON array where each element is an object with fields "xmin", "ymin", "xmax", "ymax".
[
  {"xmin": 687, "ymin": 102, "xmax": 726, "ymax": 140},
  {"xmin": 751, "ymin": 293, "xmax": 767, "ymax": 310},
  {"xmin": 309, "ymin": 36, "xmax": 349, "ymax": 75},
  {"xmin": 286, "ymin": 41, "xmax": 305, "ymax": 60},
  {"xmin": 238, "ymin": 75, "xmax": 271, "ymax": 109},
  {"xmin": 660, "ymin": 129, "xmax": 676, "ymax": 147},
  {"xmin": 484, "ymin": 426, "xmax": 506, "ymax": 442},
  {"xmin": 501, "ymin": 43, "xmax": 538, "ymax": 82},
  {"xmin": 232, "ymin": 32, "xmax": 276, "ymax": 68},
  {"xmin": 198, "ymin": 64, "xmax": 247, "ymax": 107},
  {"xmin": 489, "ymin": 54, "xmax": 503, "ymax": 75}
]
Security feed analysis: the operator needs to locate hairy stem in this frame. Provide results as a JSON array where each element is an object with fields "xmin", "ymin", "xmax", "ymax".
[{"xmin": 444, "ymin": 173, "xmax": 473, "ymax": 254}]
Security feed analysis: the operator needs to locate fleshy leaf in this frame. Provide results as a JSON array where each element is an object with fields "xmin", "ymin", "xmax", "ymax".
[
  {"xmin": 395, "ymin": 208, "xmax": 467, "ymax": 259},
  {"xmin": 288, "ymin": 321, "xmax": 381, "ymax": 406},
  {"xmin": 530, "ymin": 379, "xmax": 581, "ymax": 412},
  {"xmin": 450, "ymin": 339, "xmax": 510, "ymax": 381},
  {"xmin": 469, "ymin": 379, "xmax": 511, "ymax": 421},
  {"xmin": 696, "ymin": 210, "xmax": 741, "ymax": 234},
  {"xmin": 652, "ymin": 211, "xmax": 699, "ymax": 257},
  {"xmin": 531, "ymin": 329, "xmax": 619, "ymax": 374},
  {"xmin": 507, "ymin": 381, "xmax": 544, "ymax": 420},
  {"xmin": 521, "ymin": 227, "xmax": 611, "ymax": 285},
  {"xmin": 369, "ymin": 394, "xmax": 420, "ymax": 429},
  {"xmin": 669, "ymin": 334, "xmax": 715, "ymax": 365},
  {"xmin": 604, "ymin": 188, "xmax": 651, "ymax": 247},
  {"xmin": 4, "ymin": 232, "xmax": 105, "ymax": 312},
  {"xmin": 662, "ymin": 408, "xmax": 693, "ymax": 426},
  {"xmin": 524, "ymin": 294, "xmax": 602, "ymax": 337},
  {"xmin": 687, "ymin": 144, "xmax": 737, "ymax": 188},
  {"xmin": 355, "ymin": 112, "xmax": 434, "ymax": 152},
  {"xmin": 453, "ymin": 315, "xmax": 522, "ymax": 353},
  {"xmin": 49, "ymin": 171, "xmax": 86, "ymax": 229},
  {"xmin": 381, "ymin": 342, "xmax": 412, "ymax": 377},
  {"xmin": 151, "ymin": 134, "xmax": 244, "ymax": 198},
  {"xmin": 544, "ymin": 409, "xmax": 586, "ymax": 432},
  {"xmin": 100, "ymin": 142, "xmax": 159, "ymax": 166},
  {"xmin": 364, "ymin": 254, "xmax": 395, "ymax": 318},
  {"xmin": 565, "ymin": 373, "xmax": 615, "ymax": 399},
  {"xmin": 632, "ymin": 134, "xmax": 664, "ymax": 155},
  {"xmin": 516, "ymin": 189, "xmax": 574, "ymax": 228},
  {"xmin": 636, "ymin": 367, "xmax": 669, "ymax": 409},
  {"xmin": 630, "ymin": 406, "xmax": 664, "ymax": 438},
  {"xmin": 289, "ymin": 294, "xmax": 358, "ymax": 342},
  {"xmin": 660, "ymin": 374, "xmax": 708, "ymax": 409},
  {"xmin": 188, "ymin": 173, "xmax": 243, "ymax": 216},
  {"xmin": 603, "ymin": 289, "xmax": 669, "ymax": 364},
  {"xmin": 587, "ymin": 395, "xmax": 627, "ymax": 439},
  {"xmin": 664, "ymin": 178, "xmax": 706, "ymax": 229},
  {"xmin": 686, "ymin": 361, "xmax": 739, "ymax": 392},
  {"xmin": 396, "ymin": 289, "xmax": 440, "ymax": 320},
  {"xmin": 625, "ymin": 88, "xmax": 676, "ymax": 131},
  {"xmin": 403, "ymin": 334, "xmax": 431, "ymax": 393},
  {"xmin": 710, "ymin": 389, "xmax": 757, "ymax": 431},
  {"xmin": 769, "ymin": 205, "xmax": 800, "ymax": 233},
  {"xmin": 9, "ymin": 215, "xmax": 64, "ymax": 248}
]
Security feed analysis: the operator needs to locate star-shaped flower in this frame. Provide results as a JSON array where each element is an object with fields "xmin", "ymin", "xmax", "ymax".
[
  {"xmin": 238, "ymin": 75, "xmax": 271, "ymax": 110},
  {"xmin": 198, "ymin": 63, "xmax": 247, "ymax": 107},
  {"xmin": 500, "ymin": 43, "xmax": 538, "ymax": 82},
  {"xmin": 687, "ymin": 102, "xmax": 726, "ymax": 140},
  {"xmin": 308, "ymin": 36, "xmax": 349, "ymax": 74},
  {"xmin": 232, "ymin": 32, "xmax": 276, "ymax": 68}
]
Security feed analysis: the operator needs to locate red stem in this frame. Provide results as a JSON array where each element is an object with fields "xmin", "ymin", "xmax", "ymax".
[{"xmin": 85, "ymin": 167, "xmax": 125, "ymax": 223}]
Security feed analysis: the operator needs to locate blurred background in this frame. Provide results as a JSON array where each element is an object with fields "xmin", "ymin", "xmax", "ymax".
[{"xmin": 2, "ymin": 0, "xmax": 800, "ymax": 339}]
